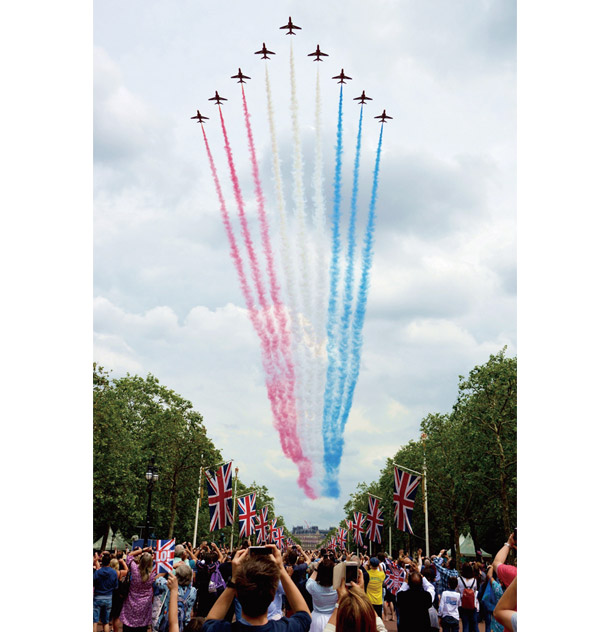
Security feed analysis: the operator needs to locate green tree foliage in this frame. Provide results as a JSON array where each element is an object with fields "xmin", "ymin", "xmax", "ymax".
[
  {"xmin": 338, "ymin": 349, "xmax": 517, "ymax": 559},
  {"xmin": 93, "ymin": 365, "xmax": 290, "ymax": 547}
]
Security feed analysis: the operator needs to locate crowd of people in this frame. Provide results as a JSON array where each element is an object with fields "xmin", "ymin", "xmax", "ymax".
[{"xmin": 93, "ymin": 531, "xmax": 517, "ymax": 632}]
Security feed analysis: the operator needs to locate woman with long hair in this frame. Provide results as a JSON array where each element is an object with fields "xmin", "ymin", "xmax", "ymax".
[
  {"xmin": 108, "ymin": 556, "xmax": 129, "ymax": 632},
  {"xmin": 306, "ymin": 556, "xmax": 338, "ymax": 632},
  {"xmin": 324, "ymin": 572, "xmax": 387, "ymax": 632},
  {"xmin": 119, "ymin": 546, "xmax": 157, "ymax": 632}
]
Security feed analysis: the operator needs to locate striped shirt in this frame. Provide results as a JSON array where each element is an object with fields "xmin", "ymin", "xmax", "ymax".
[{"xmin": 433, "ymin": 558, "xmax": 459, "ymax": 595}]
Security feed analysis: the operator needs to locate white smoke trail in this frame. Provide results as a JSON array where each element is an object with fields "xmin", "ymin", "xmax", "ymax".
[
  {"xmin": 289, "ymin": 39, "xmax": 317, "ymax": 493},
  {"xmin": 310, "ymin": 65, "xmax": 328, "ymax": 485},
  {"xmin": 264, "ymin": 62, "xmax": 315, "ymax": 492}
]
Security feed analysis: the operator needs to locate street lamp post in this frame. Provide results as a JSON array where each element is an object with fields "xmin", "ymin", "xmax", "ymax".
[{"xmin": 143, "ymin": 459, "xmax": 159, "ymax": 547}]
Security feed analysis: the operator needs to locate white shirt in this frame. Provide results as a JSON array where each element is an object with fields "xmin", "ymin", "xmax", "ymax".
[
  {"xmin": 397, "ymin": 576, "xmax": 435, "ymax": 601},
  {"xmin": 438, "ymin": 590, "xmax": 461, "ymax": 619},
  {"xmin": 456, "ymin": 577, "xmax": 479, "ymax": 611}
]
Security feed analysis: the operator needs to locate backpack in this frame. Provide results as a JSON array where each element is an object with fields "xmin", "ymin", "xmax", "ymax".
[
  {"xmin": 459, "ymin": 577, "xmax": 476, "ymax": 610},
  {"xmin": 208, "ymin": 562, "xmax": 226, "ymax": 593},
  {"xmin": 157, "ymin": 586, "xmax": 192, "ymax": 632}
]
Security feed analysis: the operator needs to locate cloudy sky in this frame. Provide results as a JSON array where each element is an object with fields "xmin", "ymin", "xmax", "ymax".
[{"xmin": 93, "ymin": 0, "xmax": 516, "ymax": 529}]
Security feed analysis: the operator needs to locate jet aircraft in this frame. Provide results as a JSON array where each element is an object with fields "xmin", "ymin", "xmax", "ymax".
[
  {"xmin": 208, "ymin": 91, "xmax": 227, "ymax": 105},
  {"xmin": 254, "ymin": 43, "xmax": 275, "ymax": 59},
  {"xmin": 280, "ymin": 16, "xmax": 301, "ymax": 34},
  {"xmin": 190, "ymin": 110, "xmax": 209, "ymax": 124},
  {"xmin": 354, "ymin": 90, "xmax": 372, "ymax": 104},
  {"xmin": 231, "ymin": 68, "xmax": 251, "ymax": 83},
  {"xmin": 374, "ymin": 109, "xmax": 393, "ymax": 123},
  {"xmin": 308, "ymin": 45, "xmax": 328, "ymax": 61},
  {"xmin": 332, "ymin": 69, "xmax": 352, "ymax": 84}
]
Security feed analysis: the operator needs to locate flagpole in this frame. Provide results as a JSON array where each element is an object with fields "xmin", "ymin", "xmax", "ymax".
[
  {"xmin": 192, "ymin": 465, "xmax": 203, "ymax": 546},
  {"xmin": 422, "ymin": 433, "xmax": 430, "ymax": 557},
  {"xmin": 389, "ymin": 524, "xmax": 392, "ymax": 558},
  {"xmin": 229, "ymin": 466, "xmax": 239, "ymax": 551}
]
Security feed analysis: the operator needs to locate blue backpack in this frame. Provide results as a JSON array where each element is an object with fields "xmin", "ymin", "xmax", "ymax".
[{"xmin": 157, "ymin": 586, "xmax": 192, "ymax": 632}]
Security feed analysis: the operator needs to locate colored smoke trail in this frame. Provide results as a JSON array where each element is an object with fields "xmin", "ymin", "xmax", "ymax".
[
  {"xmin": 240, "ymin": 85, "xmax": 315, "ymax": 495},
  {"xmin": 325, "ymin": 125, "xmax": 385, "ymax": 496},
  {"xmin": 321, "ymin": 85, "xmax": 344, "ymax": 496},
  {"xmin": 310, "ymin": 66, "xmax": 328, "ymax": 483},
  {"xmin": 331, "ymin": 104, "xmax": 364, "ymax": 439},
  {"xmin": 264, "ymin": 63, "xmax": 312, "ymax": 490},
  {"xmin": 218, "ymin": 108, "xmax": 314, "ymax": 497}
]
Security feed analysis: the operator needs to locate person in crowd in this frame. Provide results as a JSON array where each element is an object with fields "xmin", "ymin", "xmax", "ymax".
[
  {"xmin": 396, "ymin": 571, "xmax": 432, "ymax": 632},
  {"xmin": 431, "ymin": 551, "xmax": 459, "ymax": 597},
  {"xmin": 456, "ymin": 563, "xmax": 479, "ymax": 632},
  {"xmin": 382, "ymin": 580, "xmax": 395, "ymax": 623},
  {"xmin": 120, "ymin": 546, "xmax": 157, "ymax": 632},
  {"xmin": 109, "ymin": 556, "xmax": 130, "ymax": 632},
  {"xmin": 493, "ymin": 576, "xmax": 516, "ymax": 632},
  {"xmin": 155, "ymin": 563, "xmax": 198, "ymax": 631},
  {"xmin": 492, "ymin": 532, "xmax": 517, "ymax": 590},
  {"xmin": 306, "ymin": 556, "xmax": 338, "ymax": 632},
  {"xmin": 323, "ymin": 572, "xmax": 387, "ymax": 632},
  {"xmin": 437, "ymin": 576, "xmax": 461, "ymax": 632},
  {"xmin": 365, "ymin": 557, "xmax": 385, "ymax": 619},
  {"xmin": 94, "ymin": 552, "xmax": 119, "ymax": 632},
  {"xmin": 202, "ymin": 544, "xmax": 311, "ymax": 631},
  {"xmin": 480, "ymin": 564, "xmax": 505, "ymax": 632}
]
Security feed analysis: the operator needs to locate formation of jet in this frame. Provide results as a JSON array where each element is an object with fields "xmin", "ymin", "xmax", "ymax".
[
  {"xmin": 354, "ymin": 90, "xmax": 372, "ymax": 104},
  {"xmin": 332, "ymin": 69, "xmax": 352, "ymax": 84},
  {"xmin": 374, "ymin": 109, "xmax": 393, "ymax": 123},
  {"xmin": 308, "ymin": 45, "xmax": 328, "ymax": 62},
  {"xmin": 208, "ymin": 91, "xmax": 227, "ymax": 105},
  {"xmin": 231, "ymin": 68, "xmax": 251, "ymax": 83},
  {"xmin": 255, "ymin": 43, "xmax": 275, "ymax": 59},
  {"xmin": 190, "ymin": 110, "xmax": 209, "ymax": 124},
  {"xmin": 280, "ymin": 16, "xmax": 301, "ymax": 34}
]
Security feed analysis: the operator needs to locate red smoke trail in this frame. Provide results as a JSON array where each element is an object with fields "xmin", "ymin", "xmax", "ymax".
[
  {"xmin": 240, "ymin": 86, "xmax": 314, "ymax": 497},
  {"xmin": 217, "ymin": 112, "xmax": 314, "ymax": 497},
  {"xmin": 199, "ymin": 122, "xmax": 284, "ymax": 439}
]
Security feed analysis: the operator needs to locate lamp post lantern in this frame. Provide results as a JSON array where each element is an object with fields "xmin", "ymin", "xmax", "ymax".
[{"xmin": 143, "ymin": 459, "xmax": 159, "ymax": 546}]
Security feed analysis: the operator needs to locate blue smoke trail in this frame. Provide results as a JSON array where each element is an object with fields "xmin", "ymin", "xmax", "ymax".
[
  {"xmin": 331, "ymin": 105, "xmax": 364, "ymax": 440},
  {"xmin": 325, "ymin": 124, "xmax": 385, "ymax": 496},
  {"xmin": 321, "ymin": 85, "xmax": 344, "ymax": 497}
]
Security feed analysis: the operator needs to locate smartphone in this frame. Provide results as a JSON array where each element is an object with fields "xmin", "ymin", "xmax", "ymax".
[
  {"xmin": 332, "ymin": 561, "xmax": 359, "ymax": 589},
  {"xmin": 249, "ymin": 546, "xmax": 272, "ymax": 556}
]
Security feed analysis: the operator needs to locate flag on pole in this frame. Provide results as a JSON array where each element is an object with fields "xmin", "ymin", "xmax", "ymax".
[
  {"xmin": 237, "ymin": 492, "xmax": 257, "ymax": 539},
  {"xmin": 255, "ymin": 506, "xmax": 269, "ymax": 544},
  {"xmin": 366, "ymin": 495, "xmax": 384, "ymax": 544},
  {"xmin": 206, "ymin": 462, "xmax": 234, "ymax": 531},
  {"xmin": 276, "ymin": 526, "xmax": 285, "ymax": 549},
  {"xmin": 393, "ymin": 466, "xmax": 421, "ymax": 534},
  {"xmin": 336, "ymin": 528, "xmax": 347, "ymax": 549},
  {"xmin": 383, "ymin": 559, "xmax": 406, "ymax": 596},
  {"xmin": 346, "ymin": 520, "xmax": 353, "ymax": 531},
  {"xmin": 153, "ymin": 539, "xmax": 175, "ymax": 574},
  {"xmin": 269, "ymin": 518, "xmax": 280, "ymax": 544},
  {"xmin": 353, "ymin": 512, "xmax": 365, "ymax": 547}
]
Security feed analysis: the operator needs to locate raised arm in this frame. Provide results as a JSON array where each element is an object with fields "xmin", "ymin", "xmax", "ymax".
[
  {"xmin": 205, "ymin": 548, "xmax": 246, "ymax": 621},
  {"xmin": 166, "ymin": 573, "xmax": 180, "ymax": 632},
  {"xmin": 297, "ymin": 544, "xmax": 311, "ymax": 565},
  {"xmin": 272, "ymin": 545, "xmax": 309, "ymax": 614},
  {"xmin": 492, "ymin": 532, "xmax": 516, "ymax": 573},
  {"xmin": 493, "ymin": 576, "xmax": 517, "ymax": 631}
]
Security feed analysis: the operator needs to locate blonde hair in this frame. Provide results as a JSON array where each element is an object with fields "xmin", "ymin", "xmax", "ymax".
[
  {"xmin": 139, "ymin": 552, "xmax": 153, "ymax": 583},
  {"xmin": 109, "ymin": 558, "xmax": 119, "ymax": 571},
  {"xmin": 336, "ymin": 586, "xmax": 377, "ymax": 632}
]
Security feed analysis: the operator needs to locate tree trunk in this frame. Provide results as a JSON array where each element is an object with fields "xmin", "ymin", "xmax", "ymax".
[
  {"xmin": 453, "ymin": 515, "xmax": 461, "ymax": 562},
  {"xmin": 101, "ymin": 522, "xmax": 110, "ymax": 552},
  {"xmin": 168, "ymin": 472, "xmax": 179, "ymax": 538}
]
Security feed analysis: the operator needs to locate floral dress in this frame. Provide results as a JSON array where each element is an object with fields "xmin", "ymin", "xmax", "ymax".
[
  {"xmin": 119, "ymin": 554, "xmax": 158, "ymax": 628},
  {"xmin": 490, "ymin": 580, "xmax": 505, "ymax": 632}
]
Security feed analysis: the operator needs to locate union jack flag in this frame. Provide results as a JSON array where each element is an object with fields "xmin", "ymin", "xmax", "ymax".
[
  {"xmin": 237, "ymin": 492, "xmax": 257, "ymax": 539},
  {"xmin": 255, "ymin": 506, "xmax": 269, "ymax": 544},
  {"xmin": 153, "ymin": 539, "xmax": 175, "ymax": 574},
  {"xmin": 366, "ymin": 496, "xmax": 384, "ymax": 544},
  {"xmin": 393, "ymin": 466, "xmax": 421, "ymax": 534},
  {"xmin": 336, "ymin": 528, "xmax": 347, "ymax": 549},
  {"xmin": 206, "ymin": 462, "xmax": 234, "ymax": 532},
  {"xmin": 346, "ymin": 520, "xmax": 353, "ymax": 532},
  {"xmin": 275, "ymin": 526, "xmax": 285, "ymax": 549},
  {"xmin": 269, "ymin": 518, "xmax": 280, "ymax": 544},
  {"xmin": 329, "ymin": 536, "xmax": 336, "ymax": 550},
  {"xmin": 352, "ymin": 512, "xmax": 365, "ymax": 547},
  {"xmin": 383, "ymin": 559, "xmax": 406, "ymax": 596}
]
